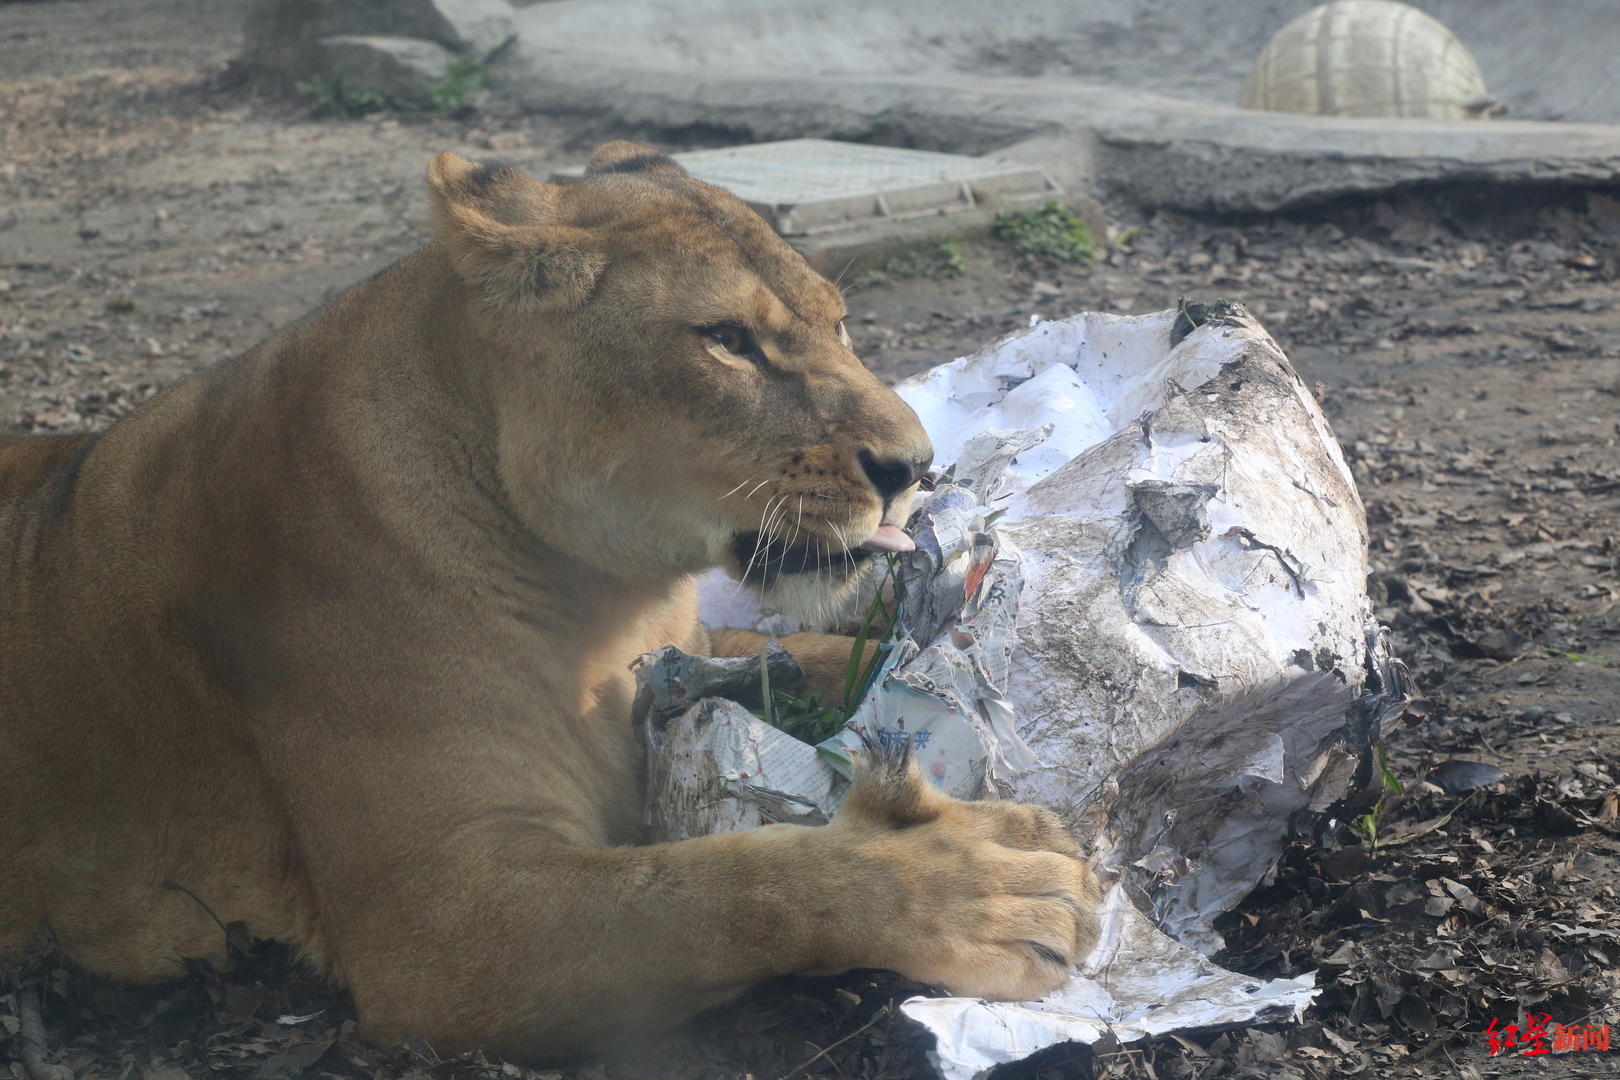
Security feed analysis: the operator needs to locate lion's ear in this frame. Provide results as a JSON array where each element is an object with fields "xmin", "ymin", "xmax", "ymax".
[
  {"xmin": 583, "ymin": 140, "xmax": 689, "ymax": 178},
  {"xmin": 426, "ymin": 152, "xmax": 605, "ymax": 309}
]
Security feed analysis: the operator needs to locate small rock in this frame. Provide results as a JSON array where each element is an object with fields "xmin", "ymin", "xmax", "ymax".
[
  {"xmin": 245, "ymin": 0, "xmax": 518, "ymax": 70},
  {"xmin": 1428, "ymin": 759, "xmax": 1507, "ymax": 795},
  {"xmin": 483, "ymin": 130, "xmax": 528, "ymax": 151},
  {"xmin": 1516, "ymin": 705, "xmax": 1546, "ymax": 723},
  {"xmin": 313, "ymin": 35, "xmax": 453, "ymax": 110},
  {"xmin": 1526, "ymin": 240, "xmax": 1567, "ymax": 263},
  {"xmin": 1468, "ymin": 627, "xmax": 1527, "ymax": 660}
]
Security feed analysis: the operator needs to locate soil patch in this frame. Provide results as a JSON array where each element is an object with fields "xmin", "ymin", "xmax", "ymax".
[{"xmin": 3, "ymin": 3, "xmax": 1617, "ymax": 1078}]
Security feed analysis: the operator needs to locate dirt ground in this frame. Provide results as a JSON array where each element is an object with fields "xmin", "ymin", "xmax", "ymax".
[{"xmin": 2, "ymin": 1, "xmax": 1617, "ymax": 1078}]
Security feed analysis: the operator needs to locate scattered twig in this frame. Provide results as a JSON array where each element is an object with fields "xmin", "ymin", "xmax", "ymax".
[
  {"xmin": 1373, "ymin": 790, "xmax": 1477, "ymax": 848},
  {"xmin": 1227, "ymin": 527, "xmax": 1307, "ymax": 597},
  {"xmin": 778, "ymin": 1004, "xmax": 889, "ymax": 1080}
]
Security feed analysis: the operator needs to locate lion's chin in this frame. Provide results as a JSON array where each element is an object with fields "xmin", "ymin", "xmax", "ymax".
[{"xmin": 726, "ymin": 531, "xmax": 874, "ymax": 626}]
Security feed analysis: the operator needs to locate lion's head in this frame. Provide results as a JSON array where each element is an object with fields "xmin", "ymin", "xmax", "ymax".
[{"xmin": 426, "ymin": 141, "xmax": 932, "ymax": 618}]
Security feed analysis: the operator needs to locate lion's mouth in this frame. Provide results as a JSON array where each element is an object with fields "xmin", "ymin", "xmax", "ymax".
[{"xmin": 730, "ymin": 530, "xmax": 877, "ymax": 587}]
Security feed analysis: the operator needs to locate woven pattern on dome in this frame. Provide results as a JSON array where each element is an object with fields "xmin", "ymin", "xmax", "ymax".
[{"xmin": 1241, "ymin": 0, "xmax": 1489, "ymax": 120}]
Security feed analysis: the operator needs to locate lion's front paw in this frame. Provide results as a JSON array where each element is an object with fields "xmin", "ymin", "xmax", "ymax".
[{"xmin": 827, "ymin": 757, "xmax": 1102, "ymax": 1001}]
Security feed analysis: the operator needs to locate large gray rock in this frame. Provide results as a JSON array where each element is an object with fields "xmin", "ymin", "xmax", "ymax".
[
  {"xmin": 245, "ymin": 0, "xmax": 517, "ymax": 75},
  {"xmin": 311, "ymin": 35, "xmax": 454, "ymax": 110}
]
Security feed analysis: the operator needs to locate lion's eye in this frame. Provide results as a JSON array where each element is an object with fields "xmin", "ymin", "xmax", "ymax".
[
  {"xmin": 836, "ymin": 320, "xmax": 851, "ymax": 347},
  {"xmin": 701, "ymin": 323, "xmax": 763, "ymax": 364}
]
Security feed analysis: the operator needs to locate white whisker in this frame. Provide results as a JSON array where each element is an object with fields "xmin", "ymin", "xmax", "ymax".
[
  {"xmin": 738, "ymin": 492, "xmax": 787, "ymax": 591},
  {"xmin": 762, "ymin": 497, "xmax": 791, "ymax": 560},
  {"xmin": 718, "ymin": 476, "xmax": 755, "ymax": 501},
  {"xmin": 825, "ymin": 519, "xmax": 856, "ymax": 577},
  {"xmin": 817, "ymin": 539, "xmax": 831, "ymax": 601},
  {"xmin": 764, "ymin": 501, "xmax": 803, "ymax": 579}
]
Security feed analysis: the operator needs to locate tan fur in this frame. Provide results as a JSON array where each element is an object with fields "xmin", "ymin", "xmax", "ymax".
[{"xmin": 0, "ymin": 143, "xmax": 1100, "ymax": 1060}]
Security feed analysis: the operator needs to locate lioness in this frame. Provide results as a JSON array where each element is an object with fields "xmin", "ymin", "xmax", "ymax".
[{"xmin": 0, "ymin": 142, "xmax": 1099, "ymax": 1059}]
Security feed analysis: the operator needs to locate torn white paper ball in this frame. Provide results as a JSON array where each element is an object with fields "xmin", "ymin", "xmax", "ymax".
[{"xmin": 690, "ymin": 306, "xmax": 1412, "ymax": 1079}]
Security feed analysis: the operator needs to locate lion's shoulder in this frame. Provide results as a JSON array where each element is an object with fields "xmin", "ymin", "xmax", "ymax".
[{"xmin": 0, "ymin": 433, "xmax": 98, "ymax": 505}]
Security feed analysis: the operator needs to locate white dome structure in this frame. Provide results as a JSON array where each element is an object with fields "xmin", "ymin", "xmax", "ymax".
[{"xmin": 1242, "ymin": 0, "xmax": 1493, "ymax": 119}]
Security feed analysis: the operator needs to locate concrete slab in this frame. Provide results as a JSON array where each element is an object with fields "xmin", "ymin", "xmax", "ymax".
[
  {"xmin": 553, "ymin": 138, "xmax": 1090, "ymax": 276},
  {"xmin": 554, "ymin": 139, "xmax": 1059, "ymax": 235}
]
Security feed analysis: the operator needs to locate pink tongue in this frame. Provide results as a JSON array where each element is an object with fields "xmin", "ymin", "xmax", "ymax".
[{"xmin": 860, "ymin": 524, "xmax": 915, "ymax": 553}]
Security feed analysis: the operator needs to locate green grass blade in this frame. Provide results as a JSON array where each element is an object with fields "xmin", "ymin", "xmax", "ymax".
[{"xmin": 759, "ymin": 643, "xmax": 773, "ymax": 728}]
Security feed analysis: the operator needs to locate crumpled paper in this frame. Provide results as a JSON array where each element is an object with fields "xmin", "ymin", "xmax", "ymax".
[
  {"xmin": 635, "ymin": 474, "xmax": 1030, "ymax": 836},
  {"xmin": 903, "ymin": 884, "xmax": 1319, "ymax": 1075},
  {"xmin": 633, "ymin": 643, "xmax": 851, "ymax": 837},
  {"xmin": 657, "ymin": 305, "xmax": 1411, "ymax": 1079}
]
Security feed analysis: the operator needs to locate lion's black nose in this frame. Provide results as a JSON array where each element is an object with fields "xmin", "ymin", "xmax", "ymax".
[{"xmin": 858, "ymin": 446, "xmax": 933, "ymax": 502}]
